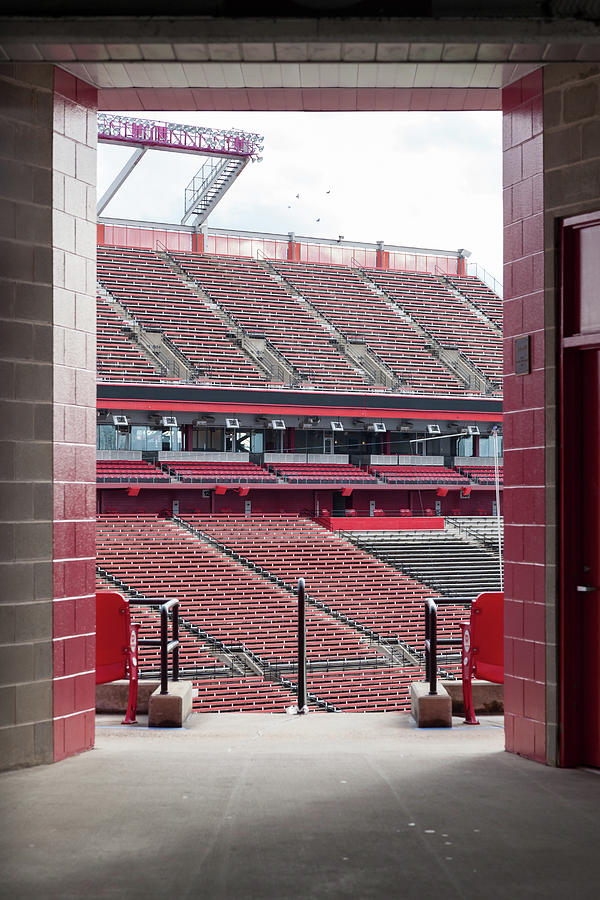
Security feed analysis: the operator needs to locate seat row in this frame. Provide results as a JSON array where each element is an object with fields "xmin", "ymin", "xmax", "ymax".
[{"xmin": 96, "ymin": 458, "xmax": 501, "ymax": 486}]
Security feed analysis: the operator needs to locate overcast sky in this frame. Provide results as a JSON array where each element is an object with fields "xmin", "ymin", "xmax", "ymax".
[{"xmin": 98, "ymin": 110, "xmax": 503, "ymax": 282}]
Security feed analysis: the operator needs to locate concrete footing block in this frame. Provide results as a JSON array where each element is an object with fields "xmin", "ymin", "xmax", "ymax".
[
  {"xmin": 148, "ymin": 681, "xmax": 193, "ymax": 728},
  {"xmin": 410, "ymin": 681, "xmax": 452, "ymax": 728},
  {"xmin": 441, "ymin": 679, "xmax": 504, "ymax": 717},
  {"xmin": 96, "ymin": 680, "xmax": 160, "ymax": 715}
]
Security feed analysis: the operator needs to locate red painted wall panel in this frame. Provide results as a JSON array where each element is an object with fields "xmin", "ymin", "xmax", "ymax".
[{"xmin": 502, "ymin": 70, "xmax": 546, "ymax": 763}]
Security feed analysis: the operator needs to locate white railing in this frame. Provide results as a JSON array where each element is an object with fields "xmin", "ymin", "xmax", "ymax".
[{"xmin": 467, "ymin": 262, "xmax": 503, "ymax": 298}]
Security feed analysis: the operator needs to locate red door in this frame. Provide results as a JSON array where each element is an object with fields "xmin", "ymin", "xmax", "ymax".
[
  {"xmin": 580, "ymin": 351, "xmax": 600, "ymax": 764},
  {"xmin": 561, "ymin": 212, "xmax": 600, "ymax": 767}
]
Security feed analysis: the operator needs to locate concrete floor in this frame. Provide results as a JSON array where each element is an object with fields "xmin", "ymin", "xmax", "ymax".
[{"xmin": 1, "ymin": 713, "xmax": 599, "ymax": 899}]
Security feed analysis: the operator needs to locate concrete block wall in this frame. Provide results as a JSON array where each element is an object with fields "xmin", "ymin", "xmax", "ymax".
[
  {"xmin": 503, "ymin": 63, "xmax": 600, "ymax": 765},
  {"xmin": 0, "ymin": 66, "xmax": 97, "ymax": 770},
  {"xmin": 51, "ymin": 69, "xmax": 98, "ymax": 763},
  {"xmin": 0, "ymin": 65, "xmax": 56, "ymax": 769},
  {"xmin": 502, "ymin": 70, "xmax": 546, "ymax": 763},
  {"xmin": 542, "ymin": 63, "xmax": 600, "ymax": 765}
]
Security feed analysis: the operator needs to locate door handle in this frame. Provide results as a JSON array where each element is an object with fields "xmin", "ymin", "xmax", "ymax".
[{"xmin": 577, "ymin": 585, "xmax": 599, "ymax": 592}]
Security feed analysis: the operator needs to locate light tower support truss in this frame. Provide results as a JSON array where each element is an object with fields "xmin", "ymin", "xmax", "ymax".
[
  {"xmin": 97, "ymin": 114, "xmax": 263, "ymax": 160},
  {"xmin": 181, "ymin": 156, "xmax": 248, "ymax": 226},
  {"xmin": 97, "ymin": 113, "xmax": 263, "ymax": 222},
  {"xmin": 97, "ymin": 147, "xmax": 146, "ymax": 216}
]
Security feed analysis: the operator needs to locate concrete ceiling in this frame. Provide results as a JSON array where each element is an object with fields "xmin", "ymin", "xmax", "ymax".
[{"xmin": 1, "ymin": 16, "xmax": 598, "ymax": 110}]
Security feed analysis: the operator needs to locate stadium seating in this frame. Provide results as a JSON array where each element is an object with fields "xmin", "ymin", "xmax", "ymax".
[
  {"xmin": 171, "ymin": 252, "xmax": 372, "ymax": 390},
  {"xmin": 193, "ymin": 676, "xmax": 299, "ymax": 712},
  {"xmin": 181, "ymin": 515, "xmax": 464, "ymax": 653},
  {"xmin": 445, "ymin": 274, "xmax": 503, "ymax": 328},
  {"xmin": 351, "ymin": 528, "xmax": 501, "ymax": 600},
  {"xmin": 268, "ymin": 462, "xmax": 377, "ymax": 483},
  {"xmin": 446, "ymin": 515, "xmax": 504, "ymax": 551},
  {"xmin": 96, "ymin": 459, "xmax": 170, "ymax": 482},
  {"xmin": 457, "ymin": 465, "xmax": 503, "ymax": 485},
  {"xmin": 365, "ymin": 268, "xmax": 503, "ymax": 387},
  {"xmin": 97, "ymin": 297, "xmax": 164, "ymax": 382},
  {"xmin": 368, "ymin": 464, "xmax": 469, "ymax": 485},
  {"xmin": 95, "ymin": 515, "xmax": 484, "ymax": 710},
  {"xmin": 163, "ymin": 460, "xmax": 277, "ymax": 482},
  {"xmin": 96, "ymin": 515, "xmax": 382, "ymax": 669},
  {"xmin": 271, "ymin": 260, "xmax": 465, "ymax": 395},
  {"xmin": 95, "ymin": 574, "xmax": 225, "ymax": 677},
  {"xmin": 303, "ymin": 667, "xmax": 422, "ymax": 712},
  {"xmin": 97, "ymin": 246, "xmax": 267, "ymax": 386}
]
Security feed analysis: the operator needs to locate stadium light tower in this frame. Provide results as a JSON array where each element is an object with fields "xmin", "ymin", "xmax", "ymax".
[{"xmin": 97, "ymin": 113, "xmax": 263, "ymax": 225}]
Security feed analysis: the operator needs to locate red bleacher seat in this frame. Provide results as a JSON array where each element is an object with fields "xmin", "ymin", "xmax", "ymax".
[
  {"xmin": 270, "ymin": 462, "xmax": 377, "ymax": 484},
  {"xmin": 97, "ymin": 459, "xmax": 170, "ymax": 482},
  {"xmin": 96, "ymin": 590, "xmax": 139, "ymax": 724},
  {"xmin": 460, "ymin": 591, "xmax": 504, "ymax": 725},
  {"xmin": 369, "ymin": 464, "xmax": 469, "ymax": 485},
  {"xmin": 164, "ymin": 460, "xmax": 276, "ymax": 483}
]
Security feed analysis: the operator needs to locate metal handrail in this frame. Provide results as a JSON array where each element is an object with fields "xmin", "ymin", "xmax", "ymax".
[
  {"xmin": 424, "ymin": 599, "xmax": 437, "ymax": 694},
  {"xmin": 424, "ymin": 597, "xmax": 464, "ymax": 695},
  {"xmin": 137, "ymin": 598, "xmax": 180, "ymax": 694}
]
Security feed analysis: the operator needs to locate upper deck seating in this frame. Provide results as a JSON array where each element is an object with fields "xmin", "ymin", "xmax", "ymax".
[
  {"xmin": 96, "ymin": 459, "xmax": 170, "ymax": 482},
  {"xmin": 164, "ymin": 460, "xmax": 277, "ymax": 482},
  {"xmin": 271, "ymin": 260, "xmax": 466, "ymax": 395},
  {"xmin": 97, "ymin": 246, "xmax": 266, "ymax": 387},
  {"xmin": 368, "ymin": 464, "xmax": 469, "ymax": 485},
  {"xmin": 366, "ymin": 268, "xmax": 503, "ymax": 387},
  {"xmin": 445, "ymin": 275, "xmax": 503, "ymax": 328},
  {"xmin": 97, "ymin": 297, "xmax": 164, "ymax": 382},
  {"xmin": 457, "ymin": 465, "xmax": 503, "ymax": 485},
  {"xmin": 96, "ymin": 515, "xmax": 381, "ymax": 669},
  {"xmin": 269, "ymin": 462, "xmax": 377, "ymax": 483},
  {"xmin": 171, "ymin": 252, "xmax": 372, "ymax": 391}
]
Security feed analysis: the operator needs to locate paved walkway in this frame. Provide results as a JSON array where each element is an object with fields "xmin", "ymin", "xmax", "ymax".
[{"xmin": 1, "ymin": 713, "xmax": 599, "ymax": 899}]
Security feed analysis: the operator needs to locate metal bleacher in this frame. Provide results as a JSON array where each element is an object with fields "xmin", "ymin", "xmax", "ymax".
[{"xmin": 349, "ymin": 522, "xmax": 502, "ymax": 601}]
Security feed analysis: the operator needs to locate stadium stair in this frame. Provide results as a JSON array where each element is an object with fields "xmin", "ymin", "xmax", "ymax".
[
  {"xmin": 158, "ymin": 250, "xmax": 295, "ymax": 386},
  {"xmin": 178, "ymin": 515, "xmax": 463, "ymax": 674},
  {"xmin": 444, "ymin": 274, "xmax": 503, "ymax": 330},
  {"xmin": 272, "ymin": 259, "xmax": 471, "ymax": 396},
  {"xmin": 258, "ymin": 256, "xmax": 400, "ymax": 390},
  {"xmin": 97, "ymin": 247, "xmax": 268, "ymax": 387},
  {"xmin": 171, "ymin": 251, "xmax": 375, "ymax": 391},
  {"xmin": 364, "ymin": 267, "xmax": 502, "ymax": 393},
  {"xmin": 97, "ymin": 294, "xmax": 167, "ymax": 382}
]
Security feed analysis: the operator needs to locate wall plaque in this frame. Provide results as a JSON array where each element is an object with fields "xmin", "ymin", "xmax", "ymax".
[{"xmin": 514, "ymin": 335, "xmax": 530, "ymax": 375}]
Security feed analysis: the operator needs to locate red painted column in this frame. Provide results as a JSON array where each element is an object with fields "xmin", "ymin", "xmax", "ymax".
[
  {"xmin": 502, "ymin": 70, "xmax": 546, "ymax": 763},
  {"xmin": 52, "ymin": 70, "xmax": 98, "ymax": 762}
]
